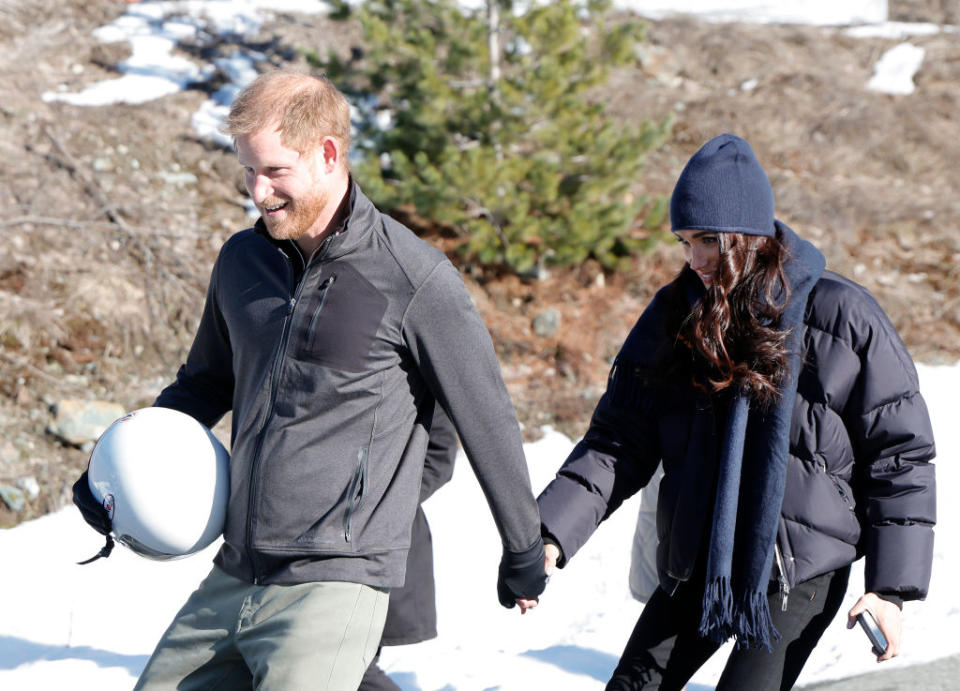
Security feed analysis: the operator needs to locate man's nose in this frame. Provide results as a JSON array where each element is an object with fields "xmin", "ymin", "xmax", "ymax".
[{"xmin": 250, "ymin": 174, "xmax": 272, "ymax": 203}]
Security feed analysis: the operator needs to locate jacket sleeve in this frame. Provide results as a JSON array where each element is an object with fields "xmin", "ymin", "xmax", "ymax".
[
  {"xmin": 402, "ymin": 261, "xmax": 541, "ymax": 553},
  {"xmin": 843, "ymin": 292, "xmax": 936, "ymax": 600},
  {"xmin": 153, "ymin": 256, "xmax": 234, "ymax": 429},
  {"xmin": 536, "ymin": 327, "xmax": 661, "ymax": 568},
  {"xmin": 420, "ymin": 404, "xmax": 458, "ymax": 504}
]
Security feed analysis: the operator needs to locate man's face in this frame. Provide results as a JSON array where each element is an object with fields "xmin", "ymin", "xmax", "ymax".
[{"xmin": 236, "ymin": 127, "xmax": 330, "ymax": 243}]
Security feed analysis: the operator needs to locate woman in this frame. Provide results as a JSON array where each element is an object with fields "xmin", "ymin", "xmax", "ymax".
[
  {"xmin": 534, "ymin": 134, "xmax": 936, "ymax": 690},
  {"xmin": 360, "ymin": 406, "xmax": 458, "ymax": 690}
]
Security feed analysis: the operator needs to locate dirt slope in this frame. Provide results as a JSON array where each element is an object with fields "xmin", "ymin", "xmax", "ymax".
[{"xmin": 0, "ymin": 0, "xmax": 957, "ymax": 526}]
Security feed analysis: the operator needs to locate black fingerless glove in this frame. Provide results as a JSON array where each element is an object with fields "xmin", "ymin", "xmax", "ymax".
[
  {"xmin": 497, "ymin": 537, "xmax": 548, "ymax": 608},
  {"xmin": 72, "ymin": 470, "xmax": 115, "ymax": 564}
]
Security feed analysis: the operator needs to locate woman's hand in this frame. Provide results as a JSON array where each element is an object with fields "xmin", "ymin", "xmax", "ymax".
[
  {"xmin": 514, "ymin": 543, "xmax": 561, "ymax": 613},
  {"xmin": 847, "ymin": 592, "xmax": 902, "ymax": 661},
  {"xmin": 544, "ymin": 542, "xmax": 560, "ymax": 574}
]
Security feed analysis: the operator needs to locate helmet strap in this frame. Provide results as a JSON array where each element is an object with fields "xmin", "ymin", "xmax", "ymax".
[{"xmin": 77, "ymin": 535, "xmax": 115, "ymax": 565}]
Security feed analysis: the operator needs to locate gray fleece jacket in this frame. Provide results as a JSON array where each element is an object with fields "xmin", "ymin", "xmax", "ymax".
[{"xmin": 154, "ymin": 182, "xmax": 541, "ymax": 587}]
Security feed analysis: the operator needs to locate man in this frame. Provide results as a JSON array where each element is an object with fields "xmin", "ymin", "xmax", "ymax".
[{"xmin": 73, "ymin": 69, "xmax": 546, "ymax": 690}]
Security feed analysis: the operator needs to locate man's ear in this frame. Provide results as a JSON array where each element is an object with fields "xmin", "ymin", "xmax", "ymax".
[{"xmin": 320, "ymin": 137, "xmax": 341, "ymax": 173}]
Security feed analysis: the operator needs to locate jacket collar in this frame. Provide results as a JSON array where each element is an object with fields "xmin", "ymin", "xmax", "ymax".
[
  {"xmin": 252, "ymin": 177, "xmax": 379, "ymax": 262},
  {"xmin": 775, "ymin": 219, "xmax": 825, "ymax": 306}
]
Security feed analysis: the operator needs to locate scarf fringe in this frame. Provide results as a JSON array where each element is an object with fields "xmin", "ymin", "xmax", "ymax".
[
  {"xmin": 698, "ymin": 579, "xmax": 781, "ymax": 652},
  {"xmin": 697, "ymin": 576, "xmax": 734, "ymax": 643},
  {"xmin": 732, "ymin": 589, "xmax": 781, "ymax": 652}
]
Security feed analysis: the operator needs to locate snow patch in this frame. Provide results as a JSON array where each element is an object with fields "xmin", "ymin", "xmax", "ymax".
[
  {"xmin": 845, "ymin": 21, "xmax": 944, "ymax": 39},
  {"xmin": 619, "ymin": 0, "xmax": 886, "ymax": 26},
  {"xmin": 867, "ymin": 42, "xmax": 925, "ymax": 95}
]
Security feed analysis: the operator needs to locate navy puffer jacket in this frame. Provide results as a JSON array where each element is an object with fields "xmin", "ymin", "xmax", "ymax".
[{"xmin": 538, "ymin": 268, "xmax": 936, "ymax": 601}]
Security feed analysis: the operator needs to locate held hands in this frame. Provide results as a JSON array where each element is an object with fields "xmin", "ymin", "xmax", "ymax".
[
  {"xmin": 514, "ymin": 542, "xmax": 560, "ymax": 613},
  {"xmin": 847, "ymin": 592, "xmax": 902, "ymax": 661},
  {"xmin": 497, "ymin": 537, "xmax": 548, "ymax": 614}
]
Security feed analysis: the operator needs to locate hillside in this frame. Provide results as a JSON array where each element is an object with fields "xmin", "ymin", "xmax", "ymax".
[{"xmin": 1, "ymin": 0, "xmax": 958, "ymax": 527}]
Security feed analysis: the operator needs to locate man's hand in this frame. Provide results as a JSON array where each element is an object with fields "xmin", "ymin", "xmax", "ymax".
[
  {"xmin": 514, "ymin": 542, "xmax": 560, "ymax": 613},
  {"xmin": 72, "ymin": 470, "xmax": 112, "ymax": 536},
  {"xmin": 498, "ymin": 538, "xmax": 548, "ymax": 613},
  {"xmin": 847, "ymin": 592, "xmax": 902, "ymax": 661}
]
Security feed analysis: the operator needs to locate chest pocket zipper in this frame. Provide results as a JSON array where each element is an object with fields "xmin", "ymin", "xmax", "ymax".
[{"xmin": 306, "ymin": 274, "xmax": 337, "ymax": 345}]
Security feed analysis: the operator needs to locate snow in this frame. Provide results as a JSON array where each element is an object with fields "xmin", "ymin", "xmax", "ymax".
[
  {"xmin": 42, "ymin": 6, "xmax": 211, "ymax": 106},
  {"xmin": 619, "ymin": 0, "xmax": 886, "ymax": 25},
  {"xmin": 866, "ymin": 43, "xmax": 926, "ymax": 95},
  {"xmin": 844, "ymin": 21, "xmax": 946, "ymax": 39},
  {"xmin": 189, "ymin": 51, "xmax": 264, "ymax": 148},
  {"xmin": 0, "ymin": 362, "xmax": 956, "ymax": 689},
  {"xmin": 42, "ymin": 1, "xmax": 326, "ymax": 110}
]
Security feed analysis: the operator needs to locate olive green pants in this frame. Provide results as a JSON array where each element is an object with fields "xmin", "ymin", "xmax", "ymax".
[{"xmin": 135, "ymin": 566, "xmax": 389, "ymax": 691}]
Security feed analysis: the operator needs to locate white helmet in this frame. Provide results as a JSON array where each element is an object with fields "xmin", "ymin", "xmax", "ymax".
[{"xmin": 87, "ymin": 407, "xmax": 230, "ymax": 560}]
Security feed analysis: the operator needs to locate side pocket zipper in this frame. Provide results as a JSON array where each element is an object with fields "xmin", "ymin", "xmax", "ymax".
[
  {"xmin": 775, "ymin": 542, "xmax": 791, "ymax": 612},
  {"xmin": 344, "ymin": 445, "xmax": 368, "ymax": 542}
]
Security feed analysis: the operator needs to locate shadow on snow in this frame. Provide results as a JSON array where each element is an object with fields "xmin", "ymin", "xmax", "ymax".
[
  {"xmin": 521, "ymin": 644, "xmax": 619, "ymax": 681},
  {"xmin": 520, "ymin": 644, "xmax": 714, "ymax": 690},
  {"xmin": 0, "ymin": 635, "xmax": 147, "ymax": 675}
]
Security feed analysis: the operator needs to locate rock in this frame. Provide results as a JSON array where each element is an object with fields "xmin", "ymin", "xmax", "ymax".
[
  {"xmin": 0, "ymin": 441, "xmax": 18, "ymax": 465},
  {"xmin": 0, "ymin": 484, "xmax": 25, "ymax": 512},
  {"xmin": 157, "ymin": 171, "xmax": 198, "ymax": 186},
  {"xmin": 48, "ymin": 399, "xmax": 126, "ymax": 447},
  {"xmin": 532, "ymin": 308, "xmax": 562, "ymax": 338},
  {"xmin": 17, "ymin": 476, "xmax": 40, "ymax": 500}
]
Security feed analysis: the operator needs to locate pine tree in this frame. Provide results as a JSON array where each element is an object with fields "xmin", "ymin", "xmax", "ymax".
[{"xmin": 312, "ymin": 0, "xmax": 672, "ymax": 275}]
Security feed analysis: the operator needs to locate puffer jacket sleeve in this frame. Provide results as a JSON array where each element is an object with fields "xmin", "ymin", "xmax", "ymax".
[
  {"xmin": 842, "ymin": 289, "xmax": 936, "ymax": 600},
  {"xmin": 537, "ymin": 319, "xmax": 662, "ymax": 568}
]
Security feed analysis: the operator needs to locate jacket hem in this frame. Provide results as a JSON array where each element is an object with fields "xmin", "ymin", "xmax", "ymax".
[{"xmin": 214, "ymin": 544, "xmax": 410, "ymax": 588}]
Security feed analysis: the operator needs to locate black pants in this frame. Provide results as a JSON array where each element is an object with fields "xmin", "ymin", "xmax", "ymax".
[
  {"xmin": 358, "ymin": 648, "xmax": 400, "ymax": 691},
  {"xmin": 607, "ymin": 565, "xmax": 851, "ymax": 691}
]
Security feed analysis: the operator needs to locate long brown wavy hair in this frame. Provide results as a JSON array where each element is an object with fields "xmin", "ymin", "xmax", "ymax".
[{"xmin": 677, "ymin": 232, "xmax": 791, "ymax": 405}]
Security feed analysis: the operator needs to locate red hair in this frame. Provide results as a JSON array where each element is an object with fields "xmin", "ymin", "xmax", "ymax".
[{"xmin": 224, "ymin": 70, "xmax": 351, "ymax": 158}]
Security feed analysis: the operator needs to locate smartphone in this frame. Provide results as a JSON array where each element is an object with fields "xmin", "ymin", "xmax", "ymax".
[{"xmin": 856, "ymin": 610, "xmax": 888, "ymax": 655}]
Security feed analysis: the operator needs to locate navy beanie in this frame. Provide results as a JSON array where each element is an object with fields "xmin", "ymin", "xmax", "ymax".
[{"xmin": 670, "ymin": 133, "xmax": 776, "ymax": 237}]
